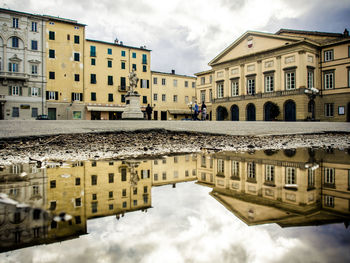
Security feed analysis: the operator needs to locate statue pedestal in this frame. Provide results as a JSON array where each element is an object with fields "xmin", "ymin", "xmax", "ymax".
[{"xmin": 122, "ymin": 92, "xmax": 144, "ymax": 120}]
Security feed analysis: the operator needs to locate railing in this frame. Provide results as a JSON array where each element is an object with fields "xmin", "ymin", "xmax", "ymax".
[
  {"xmin": 118, "ymin": 86, "xmax": 127, "ymax": 92},
  {"xmin": 0, "ymin": 71, "xmax": 29, "ymax": 81}
]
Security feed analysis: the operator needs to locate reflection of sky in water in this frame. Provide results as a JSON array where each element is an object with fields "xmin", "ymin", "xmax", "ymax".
[{"xmin": 2, "ymin": 182, "xmax": 349, "ymax": 263}]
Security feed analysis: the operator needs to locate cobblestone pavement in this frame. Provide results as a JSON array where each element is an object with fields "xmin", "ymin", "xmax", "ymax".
[{"xmin": 0, "ymin": 120, "xmax": 349, "ymax": 138}]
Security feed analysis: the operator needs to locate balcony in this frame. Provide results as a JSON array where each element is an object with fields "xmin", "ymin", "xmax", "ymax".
[
  {"xmin": 0, "ymin": 71, "xmax": 29, "ymax": 82},
  {"xmin": 0, "ymin": 94, "xmax": 6, "ymax": 102}
]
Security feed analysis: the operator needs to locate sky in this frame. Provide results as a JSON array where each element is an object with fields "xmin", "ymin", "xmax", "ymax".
[{"xmin": 1, "ymin": 0, "xmax": 350, "ymax": 75}]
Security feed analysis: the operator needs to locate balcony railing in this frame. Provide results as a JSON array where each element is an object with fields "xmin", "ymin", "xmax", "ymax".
[
  {"xmin": 118, "ymin": 86, "xmax": 128, "ymax": 92},
  {"xmin": 0, "ymin": 71, "xmax": 29, "ymax": 81}
]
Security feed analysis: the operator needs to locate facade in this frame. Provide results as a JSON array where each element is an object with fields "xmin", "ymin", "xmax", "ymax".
[
  {"xmin": 151, "ymin": 70, "xmax": 196, "ymax": 120},
  {"xmin": 85, "ymin": 39, "xmax": 151, "ymax": 120},
  {"xmin": 195, "ymin": 69, "xmax": 214, "ymax": 120},
  {"xmin": 45, "ymin": 15, "xmax": 86, "ymax": 120},
  {"xmin": 195, "ymin": 29, "xmax": 350, "ymax": 122},
  {"xmin": 0, "ymin": 8, "xmax": 46, "ymax": 120}
]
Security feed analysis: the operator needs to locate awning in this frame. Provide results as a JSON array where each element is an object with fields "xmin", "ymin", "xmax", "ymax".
[
  {"xmin": 168, "ymin": 109, "xmax": 192, "ymax": 115},
  {"xmin": 86, "ymin": 106, "xmax": 125, "ymax": 112}
]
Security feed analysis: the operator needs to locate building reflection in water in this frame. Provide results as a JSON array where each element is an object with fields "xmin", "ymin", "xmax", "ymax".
[{"xmin": 0, "ymin": 148, "xmax": 349, "ymax": 252}]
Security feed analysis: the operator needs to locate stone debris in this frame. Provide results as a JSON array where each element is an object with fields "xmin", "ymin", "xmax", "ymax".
[{"xmin": 0, "ymin": 129, "xmax": 349, "ymax": 165}]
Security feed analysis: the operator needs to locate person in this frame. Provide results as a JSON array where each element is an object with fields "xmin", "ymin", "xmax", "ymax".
[
  {"xmin": 201, "ymin": 102, "xmax": 207, "ymax": 120},
  {"xmin": 193, "ymin": 102, "xmax": 199, "ymax": 120},
  {"xmin": 146, "ymin": 104, "xmax": 153, "ymax": 120}
]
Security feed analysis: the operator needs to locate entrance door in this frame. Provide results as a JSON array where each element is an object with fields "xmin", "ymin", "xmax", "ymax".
[
  {"xmin": 231, "ymin": 105, "xmax": 239, "ymax": 121},
  {"xmin": 48, "ymin": 108, "xmax": 56, "ymax": 120},
  {"xmin": 246, "ymin": 104, "xmax": 256, "ymax": 121},
  {"xmin": 284, "ymin": 100, "xmax": 296, "ymax": 121},
  {"xmin": 161, "ymin": 111, "xmax": 167, "ymax": 120},
  {"xmin": 154, "ymin": 111, "xmax": 158, "ymax": 120}
]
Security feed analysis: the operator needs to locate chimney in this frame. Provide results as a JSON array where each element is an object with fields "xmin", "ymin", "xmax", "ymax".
[
  {"xmin": 171, "ymin": 69, "xmax": 175, "ymax": 74},
  {"xmin": 344, "ymin": 28, "xmax": 349, "ymax": 37}
]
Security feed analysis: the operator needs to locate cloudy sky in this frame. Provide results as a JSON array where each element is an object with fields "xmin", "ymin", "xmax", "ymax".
[{"xmin": 2, "ymin": 0, "xmax": 350, "ymax": 75}]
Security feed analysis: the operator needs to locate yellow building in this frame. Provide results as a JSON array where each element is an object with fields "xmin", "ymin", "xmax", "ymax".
[
  {"xmin": 84, "ymin": 40, "xmax": 151, "ymax": 120},
  {"xmin": 45, "ymin": 15, "xmax": 86, "ymax": 120},
  {"xmin": 195, "ymin": 70, "xmax": 214, "ymax": 120},
  {"xmin": 196, "ymin": 29, "xmax": 350, "ymax": 122},
  {"xmin": 151, "ymin": 70, "xmax": 196, "ymax": 120}
]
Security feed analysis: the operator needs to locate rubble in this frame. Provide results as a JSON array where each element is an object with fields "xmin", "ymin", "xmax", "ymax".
[{"xmin": 0, "ymin": 129, "xmax": 349, "ymax": 165}]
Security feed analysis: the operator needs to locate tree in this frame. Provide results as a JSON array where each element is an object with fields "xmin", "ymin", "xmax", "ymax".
[{"xmin": 269, "ymin": 102, "xmax": 280, "ymax": 120}]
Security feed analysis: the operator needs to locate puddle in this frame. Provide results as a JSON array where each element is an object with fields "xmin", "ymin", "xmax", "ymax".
[{"xmin": 0, "ymin": 148, "xmax": 349, "ymax": 262}]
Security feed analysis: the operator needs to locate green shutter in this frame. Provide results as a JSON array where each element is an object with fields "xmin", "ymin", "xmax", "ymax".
[
  {"xmin": 55, "ymin": 91, "xmax": 58, "ymax": 100},
  {"xmin": 38, "ymin": 88, "xmax": 41, "ymax": 96},
  {"xmin": 80, "ymin": 93, "xmax": 83, "ymax": 101},
  {"xmin": 72, "ymin": 93, "xmax": 74, "ymax": 101},
  {"xmin": 19, "ymin": 87, "xmax": 22, "ymax": 96},
  {"xmin": 147, "ymin": 80, "xmax": 149, "ymax": 89},
  {"xmin": 28, "ymin": 87, "xmax": 31, "ymax": 96},
  {"xmin": 9, "ymin": 86, "xmax": 12, "ymax": 95},
  {"xmin": 46, "ymin": 91, "xmax": 49, "ymax": 100}
]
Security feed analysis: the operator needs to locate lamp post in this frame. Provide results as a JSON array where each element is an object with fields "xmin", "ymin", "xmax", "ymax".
[
  {"xmin": 304, "ymin": 87, "xmax": 319, "ymax": 121},
  {"xmin": 187, "ymin": 101, "xmax": 193, "ymax": 120}
]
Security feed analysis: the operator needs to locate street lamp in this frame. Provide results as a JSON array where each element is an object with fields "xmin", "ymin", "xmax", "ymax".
[
  {"xmin": 304, "ymin": 87, "xmax": 319, "ymax": 121},
  {"xmin": 187, "ymin": 101, "xmax": 193, "ymax": 120}
]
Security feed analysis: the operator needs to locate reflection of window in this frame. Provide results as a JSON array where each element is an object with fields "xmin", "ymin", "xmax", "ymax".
[
  {"xmin": 201, "ymin": 155, "xmax": 206, "ymax": 167},
  {"xmin": 217, "ymin": 159, "xmax": 224, "ymax": 173},
  {"xmin": 265, "ymin": 165, "xmax": 274, "ymax": 182},
  {"xmin": 109, "ymin": 173, "xmax": 114, "ymax": 183},
  {"xmin": 50, "ymin": 180, "xmax": 56, "ymax": 188},
  {"xmin": 324, "ymin": 195, "xmax": 334, "ymax": 207},
  {"xmin": 247, "ymin": 162, "xmax": 256, "ymax": 179},
  {"xmin": 121, "ymin": 168, "xmax": 127, "ymax": 181},
  {"xmin": 324, "ymin": 168, "xmax": 335, "ymax": 185},
  {"xmin": 91, "ymin": 202, "xmax": 98, "ymax": 213},
  {"xmin": 286, "ymin": 167, "xmax": 296, "ymax": 184},
  {"xmin": 231, "ymin": 161, "xmax": 239, "ymax": 177},
  {"xmin": 91, "ymin": 175, "xmax": 97, "ymax": 185},
  {"xmin": 308, "ymin": 169, "xmax": 315, "ymax": 188},
  {"xmin": 75, "ymin": 198, "xmax": 81, "ymax": 207}
]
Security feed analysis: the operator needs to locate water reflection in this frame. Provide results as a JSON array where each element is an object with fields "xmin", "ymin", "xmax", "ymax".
[{"xmin": 0, "ymin": 148, "xmax": 349, "ymax": 254}]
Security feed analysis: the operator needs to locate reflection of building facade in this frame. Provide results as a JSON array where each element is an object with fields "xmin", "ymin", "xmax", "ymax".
[
  {"xmin": 204, "ymin": 148, "xmax": 350, "ymax": 226},
  {"xmin": 196, "ymin": 29, "xmax": 350, "ymax": 122}
]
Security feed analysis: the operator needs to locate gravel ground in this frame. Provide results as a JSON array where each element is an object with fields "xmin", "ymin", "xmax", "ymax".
[{"xmin": 0, "ymin": 129, "xmax": 349, "ymax": 165}]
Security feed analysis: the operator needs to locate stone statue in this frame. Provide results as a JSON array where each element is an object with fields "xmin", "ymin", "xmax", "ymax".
[{"xmin": 128, "ymin": 69, "xmax": 139, "ymax": 93}]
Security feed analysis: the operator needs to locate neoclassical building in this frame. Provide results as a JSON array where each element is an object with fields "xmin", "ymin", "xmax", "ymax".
[
  {"xmin": 196, "ymin": 29, "xmax": 350, "ymax": 122},
  {"xmin": 0, "ymin": 8, "xmax": 46, "ymax": 120}
]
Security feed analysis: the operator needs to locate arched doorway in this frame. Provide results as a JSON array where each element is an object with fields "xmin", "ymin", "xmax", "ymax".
[
  {"xmin": 231, "ymin": 105, "xmax": 239, "ymax": 121},
  {"xmin": 216, "ymin": 106, "xmax": 228, "ymax": 121},
  {"xmin": 246, "ymin": 103, "xmax": 256, "ymax": 121},
  {"xmin": 264, "ymin": 102, "xmax": 273, "ymax": 121},
  {"xmin": 284, "ymin": 100, "xmax": 296, "ymax": 121}
]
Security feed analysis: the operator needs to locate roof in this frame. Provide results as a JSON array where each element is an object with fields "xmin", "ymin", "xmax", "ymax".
[
  {"xmin": 86, "ymin": 39, "xmax": 151, "ymax": 52},
  {"xmin": 42, "ymin": 15, "xmax": 86, "ymax": 26},
  {"xmin": 0, "ymin": 8, "xmax": 45, "ymax": 20},
  {"xmin": 276, "ymin": 28, "xmax": 344, "ymax": 38},
  {"xmin": 151, "ymin": 71, "xmax": 196, "ymax": 79},
  {"xmin": 194, "ymin": 69, "xmax": 214, "ymax": 76}
]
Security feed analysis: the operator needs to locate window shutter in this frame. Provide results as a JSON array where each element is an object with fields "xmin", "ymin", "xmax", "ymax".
[
  {"xmin": 80, "ymin": 93, "xmax": 83, "ymax": 101},
  {"xmin": 55, "ymin": 91, "xmax": 59, "ymax": 100},
  {"xmin": 38, "ymin": 88, "xmax": 41, "ymax": 96},
  {"xmin": 28, "ymin": 87, "xmax": 31, "ymax": 96},
  {"xmin": 140, "ymin": 79, "xmax": 143, "ymax": 88},
  {"xmin": 9, "ymin": 87, "xmax": 11, "ymax": 95},
  {"xmin": 147, "ymin": 80, "xmax": 149, "ymax": 89},
  {"xmin": 19, "ymin": 87, "xmax": 23, "ymax": 96},
  {"xmin": 71, "ymin": 93, "xmax": 74, "ymax": 101},
  {"xmin": 46, "ymin": 91, "xmax": 49, "ymax": 100}
]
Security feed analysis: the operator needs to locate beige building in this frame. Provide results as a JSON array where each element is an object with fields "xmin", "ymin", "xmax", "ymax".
[
  {"xmin": 196, "ymin": 29, "xmax": 350, "ymax": 122},
  {"xmin": 84, "ymin": 39, "xmax": 151, "ymax": 120},
  {"xmin": 151, "ymin": 70, "xmax": 196, "ymax": 120},
  {"xmin": 45, "ymin": 15, "xmax": 86, "ymax": 120}
]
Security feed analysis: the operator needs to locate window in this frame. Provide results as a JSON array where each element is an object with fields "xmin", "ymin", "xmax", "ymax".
[
  {"xmin": 12, "ymin": 37, "xmax": 19, "ymax": 48},
  {"xmin": 74, "ymin": 35, "xmax": 80, "ymax": 44},
  {"xmin": 217, "ymin": 159, "xmax": 224, "ymax": 173},
  {"xmin": 173, "ymin": 79, "xmax": 178, "ymax": 87},
  {"xmin": 217, "ymin": 82, "xmax": 224, "ymax": 98},
  {"xmin": 132, "ymin": 64, "xmax": 136, "ymax": 71},
  {"xmin": 173, "ymin": 95, "xmax": 178, "ymax": 102},
  {"xmin": 31, "ymin": 21, "xmax": 38, "ymax": 32},
  {"xmin": 90, "ymin": 74, "xmax": 96, "ymax": 84},
  {"xmin": 49, "ymin": 31, "xmax": 55, "ymax": 40},
  {"xmin": 200, "ymin": 90, "xmax": 206, "ymax": 103},
  {"xmin": 286, "ymin": 167, "xmax": 296, "ymax": 184},
  {"xmin": 49, "ymin": 49, "xmax": 55, "ymax": 58},
  {"xmin": 72, "ymin": 92, "xmax": 83, "ymax": 101},
  {"xmin": 91, "ymin": 58, "xmax": 96, "ymax": 65},
  {"xmin": 162, "ymin": 94, "xmax": 166, "ymax": 102},
  {"xmin": 120, "ymin": 77, "xmax": 126, "ymax": 90},
  {"xmin": 132, "ymin": 52, "xmax": 136, "ymax": 58},
  {"xmin": 264, "ymin": 74, "xmax": 274, "ymax": 92},
  {"xmin": 143, "ymin": 96, "xmax": 147, "ymax": 104},
  {"xmin": 108, "ymin": 60, "xmax": 112, "ymax": 68},
  {"xmin": 46, "ymin": 91, "xmax": 58, "ymax": 100},
  {"xmin": 121, "ymin": 50, "xmax": 126, "ymax": 57},
  {"xmin": 324, "ymin": 71, "xmax": 334, "ymax": 90},
  {"xmin": 31, "ymin": 40, "xmax": 38, "ymax": 50},
  {"xmin": 109, "ymin": 191, "xmax": 113, "ymax": 198},
  {"xmin": 12, "ymin": 107, "xmax": 19, "ymax": 117},
  {"xmin": 143, "ymin": 65, "xmax": 147, "ymax": 72},
  {"xmin": 307, "ymin": 69, "xmax": 314, "ymax": 89},
  {"xmin": 153, "ymin": 77, "xmax": 158, "ymax": 84},
  {"xmin": 185, "ymin": 96, "xmax": 189, "ymax": 104},
  {"xmin": 90, "ymin": 46, "xmax": 96, "ymax": 57},
  {"xmin": 76, "ymin": 177, "xmax": 81, "ymax": 185},
  {"xmin": 121, "ymin": 61, "xmax": 125, "ymax": 69},
  {"xmin": 142, "ymin": 54, "xmax": 147, "ymax": 64},
  {"xmin": 209, "ymin": 89, "xmax": 213, "ymax": 102},
  {"xmin": 107, "ymin": 48, "xmax": 112, "ymax": 55},
  {"xmin": 9, "ymin": 62, "xmax": 21, "ymax": 74},
  {"xmin": 10, "ymin": 86, "xmax": 20, "ymax": 96},
  {"xmin": 201, "ymin": 77, "xmax": 205, "ymax": 85},
  {"xmin": 50, "ymin": 180, "xmax": 56, "ymax": 188},
  {"xmin": 231, "ymin": 161, "xmax": 239, "ymax": 177},
  {"xmin": 109, "ymin": 173, "xmax": 114, "ymax": 183},
  {"xmin": 91, "ymin": 175, "xmax": 97, "ymax": 185},
  {"xmin": 285, "ymin": 71, "xmax": 295, "ymax": 90},
  {"xmin": 247, "ymin": 162, "xmax": 256, "ymax": 180},
  {"xmin": 141, "ymin": 79, "xmax": 149, "ymax": 88},
  {"xmin": 49, "ymin": 71, "xmax": 55, "ymax": 79},
  {"xmin": 154, "ymin": 93, "xmax": 158, "ymax": 101},
  {"xmin": 162, "ymin": 78, "xmax": 166, "ymax": 85},
  {"xmin": 324, "ymin": 168, "xmax": 335, "ymax": 185},
  {"xmin": 121, "ymin": 95, "xmax": 125, "ymax": 103},
  {"xmin": 74, "ymin": 74, "xmax": 80, "ymax": 81},
  {"xmin": 247, "ymin": 78, "xmax": 255, "ymax": 95},
  {"xmin": 231, "ymin": 79, "xmax": 239, "ymax": 96},
  {"xmin": 13, "ymin": 18, "xmax": 19, "ymax": 28},
  {"xmin": 31, "ymin": 65, "xmax": 38, "ymax": 74},
  {"xmin": 74, "ymin": 53, "xmax": 80, "ymax": 62},
  {"xmin": 185, "ymin": 81, "xmax": 188, "ymax": 88},
  {"xmin": 108, "ymin": 76, "xmax": 113, "ymax": 85},
  {"xmin": 265, "ymin": 165, "xmax": 274, "ymax": 182},
  {"xmin": 31, "ymin": 87, "xmax": 39, "ymax": 96},
  {"xmin": 325, "ymin": 103, "xmax": 334, "ymax": 117},
  {"xmin": 91, "ymin": 92, "xmax": 96, "ymax": 101},
  {"xmin": 108, "ymin": 93, "xmax": 113, "ymax": 102},
  {"xmin": 67, "ymin": 34, "xmax": 70, "ymax": 40},
  {"xmin": 324, "ymin": 50, "xmax": 333, "ymax": 62}
]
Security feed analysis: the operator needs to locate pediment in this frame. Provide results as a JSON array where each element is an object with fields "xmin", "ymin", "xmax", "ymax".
[
  {"xmin": 9, "ymin": 54, "xmax": 22, "ymax": 62},
  {"xmin": 209, "ymin": 31, "xmax": 300, "ymax": 66}
]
